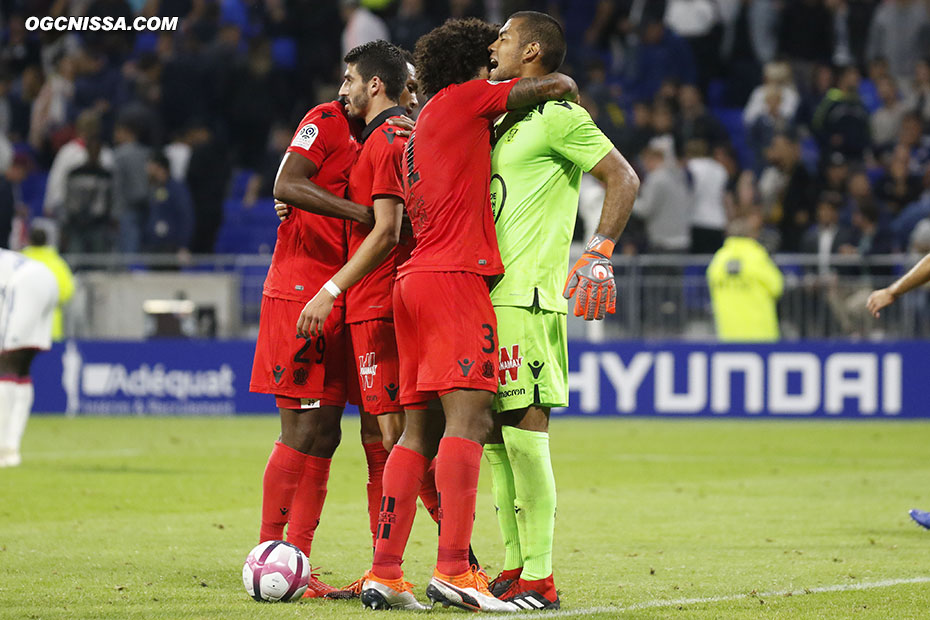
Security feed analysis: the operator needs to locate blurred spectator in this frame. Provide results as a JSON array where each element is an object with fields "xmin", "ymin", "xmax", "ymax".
[
  {"xmin": 858, "ymin": 56, "xmax": 890, "ymax": 114},
  {"xmin": 903, "ymin": 56, "xmax": 930, "ymax": 125},
  {"xmin": 7, "ymin": 64, "xmax": 43, "ymax": 143},
  {"xmin": 0, "ymin": 67, "xmax": 11, "ymax": 137},
  {"xmin": 801, "ymin": 193, "xmax": 856, "ymax": 272},
  {"xmin": 817, "ymin": 151, "xmax": 851, "ymax": 202},
  {"xmin": 61, "ymin": 138, "xmax": 113, "ymax": 253},
  {"xmin": 743, "ymin": 61, "xmax": 800, "ymax": 127},
  {"xmin": 0, "ymin": 156, "xmax": 20, "ymax": 248},
  {"xmin": 43, "ymin": 109, "xmax": 114, "ymax": 216},
  {"xmin": 632, "ymin": 139, "xmax": 691, "ymax": 252},
  {"xmin": 341, "ymin": 0, "xmax": 390, "ymax": 58},
  {"xmin": 896, "ymin": 112, "xmax": 930, "ymax": 173},
  {"xmin": 618, "ymin": 100, "xmax": 654, "ymax": 160},
  {"xmin": 184, "ymin": 121, "xmax": 230, "ymax": 254},
  {"xmin": 225, "ymin": 37, "xmax": 288, "ymax": 169},
  {"xmin": 675, "ymin": 84, "xmax": 729, "ymax": 150},
  {"xmin": 663, "ymin": 0, "xmax": 723, "ymax": 90},
  {"xmin": 0, "ymin": 15, "xmax": 42, "ymax": 75},
  {"xmin": 112, "ymin": 116, "xmax": 151, "ymax": 254},
  {"xmin": 707, "ymin": 211, "xmax": 783, "ymax": 342},
  {"xmin": 144, "ymin": 151, "xmax": 193, "ymax": 257},
  {"xmin": 390, "ymin": 0, "xmax": 436, "ymax": 52},
  {"xmin": 747, "ymin": 84, "xmax": 794, "ymax": 173},
  {"xmin": 243, "ymin": 124, "xmax": 291, "ymax": 207},
  {"xmin": 73, "ymin": 50, "xmax": 120, "ymax": 125},
  {"xmin": 29, "ymin": 51, "xmax": 76, "ymax": 155},
  {"xmin": 811, "ymin": 64, "xmax": 871, "ymax": 163},
  {"xmin": 21, "ymin": 225, "xmax": 75, "ymax": 342},
  {"xmin": 684, "ymin": 138, "xmax": 728, "ymax": 254},
  {"xmin": 847, "ymin": 170, "xmax": 879, "ymax": 227},
  {"xmin": 624, "ymin": 15, "xmax": 697, "ymax": 102},
  {"xmin": 721, "ymin": 0, "xmax": 779, "ymax": 105},
  {"xmin": 865, "ymin": 0, "xmax": 930, "ymax": 84},
  {"xmin": 848, "ymin": 201, "xmax": 894, "ymax": 262},
  {"xmin": 877, "ymin": 144, "xmax": 923, "ymax": 215},
  {"xmin": 871, "ymin": 75, "xmax": 906, "ymax": 152},
  {"xmin": 759, "ymin": 130, "xmax": 817, "ymax": 251}
]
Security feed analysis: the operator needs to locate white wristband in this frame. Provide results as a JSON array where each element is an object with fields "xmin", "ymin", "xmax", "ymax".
[{"xmin": 322, "ymin": 280, "xmax": 342, "ymax": 299}]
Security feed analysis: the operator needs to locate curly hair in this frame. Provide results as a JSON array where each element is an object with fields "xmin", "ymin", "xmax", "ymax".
[{"xmin": 414, "ymin": 18, "xmax": 499, "ymax": 97}]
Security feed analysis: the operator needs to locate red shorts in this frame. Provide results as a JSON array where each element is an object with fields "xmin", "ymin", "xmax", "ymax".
[
  {"xmin": 346, "ymin": 319, "xmax": 404, "ymax": 415},
  {"xmin": 393, "ymin": 271, "xmax": 499, "ymax": 407},
  {"xmin": 250, "ymin": 295, "xmax": 347, "ymax": 408}
]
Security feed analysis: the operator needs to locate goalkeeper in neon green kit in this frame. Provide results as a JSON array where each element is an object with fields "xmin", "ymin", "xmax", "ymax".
[{"xmin": 484, "ymin": 11, "xmax": 640, "ymax": 610}]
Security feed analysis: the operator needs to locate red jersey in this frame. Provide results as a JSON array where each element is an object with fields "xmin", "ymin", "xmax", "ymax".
[
  {"xmin": 263, "ymin": 101, "xmax": 360, "ymax": 303},
  {"xmin": 345, "ymin": 106, "xmax": 411, "ymax": 324},
  {"xmin": 399, "ymin": 78, "xmax": 520, "ymax": 278}
]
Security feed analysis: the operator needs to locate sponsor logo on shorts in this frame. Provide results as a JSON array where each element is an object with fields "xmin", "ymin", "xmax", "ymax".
[
  {"xmin": 385, "ymin": 383, "xmax": 399, "ymax": 401},
  {"xmin": 293, "ymin": 368, "xmax": 309, "ymax": 386},
  {"xmin": 272, "ymin": 365, "xmax": 285, "ymax": 383},
  {"xmin": 498, "ymin": 345, "xmax": 523, "ymax": 386},
  {"xmin": 457, "ymin": 358, "xmax": 475, "ymax": 377},
  {"xmin": 499, "ymin": 387, "xmax": 526, "ymax": 399},
  {"xmin": 359, "ymin": 352, "xmax": 377, "ymax": 389},
  {"xmin": 481, "ymin": 360, "xmax": 495, "ymax": 379},
  {"xmin": 529, "ymin": 360, "xmax": 545, "ymax": 379}
]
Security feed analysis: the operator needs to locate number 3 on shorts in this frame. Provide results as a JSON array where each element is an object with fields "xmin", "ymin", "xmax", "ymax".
[{"xmin": 481, "ymin": 323, "xmax": 495, "ymax": 354}]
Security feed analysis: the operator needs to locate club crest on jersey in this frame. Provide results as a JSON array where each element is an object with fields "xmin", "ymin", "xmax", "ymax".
[
  {"xmin": 359, "ymin": 352, "xmax": 377, "ymax": 389},
  {"xmin": 291, "ymin": 123, "xmax": 319, "ymax": 150},
  {"xmin": 293, "ymin": 367, "xmax": 309, "ymax": 386},
  {"xmin": 498, "ymin": 345, "xmax": 523, "ymax": 386},
  {"xmin": 481, "ymin": 360, "xmax": 495, "ymax": 379}
]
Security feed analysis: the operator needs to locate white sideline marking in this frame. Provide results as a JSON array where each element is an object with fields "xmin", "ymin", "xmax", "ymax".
[{"xmin": 514, "ymin": 576, "xmax": 930, "ymax": 617}]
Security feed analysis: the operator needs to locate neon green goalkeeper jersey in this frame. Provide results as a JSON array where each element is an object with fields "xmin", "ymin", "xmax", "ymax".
[{"xmin": 489, "ymin": 100, "xmax": 614, "ymax": 312}]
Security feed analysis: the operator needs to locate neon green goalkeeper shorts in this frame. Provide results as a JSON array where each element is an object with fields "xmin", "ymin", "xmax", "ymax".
[{"xmin": 493, "ymin": 305, "xmax": 569, "ymax": 412}]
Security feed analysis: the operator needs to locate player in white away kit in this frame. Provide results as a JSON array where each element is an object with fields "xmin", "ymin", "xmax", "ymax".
[{"xmin": 0, "ymin": 249, "xmax": 59, "ymax": 467}]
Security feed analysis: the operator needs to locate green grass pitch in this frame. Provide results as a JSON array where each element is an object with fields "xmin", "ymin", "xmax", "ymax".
[{"xmin": 2, "ymin": 416, "xmax": 930, "ymax": 619}]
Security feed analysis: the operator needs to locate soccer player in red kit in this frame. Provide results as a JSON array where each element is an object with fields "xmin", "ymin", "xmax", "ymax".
[
  {"xmin": 358, "ymin": 18, "xmax": 578, "ymax": 612},
  {"xmin": 288, "ymin": 40, "xmax": 417, "ymax": 597},
  {"xmin": 250, "ymin": 66, "xmax": 375, "ymax": 597}
]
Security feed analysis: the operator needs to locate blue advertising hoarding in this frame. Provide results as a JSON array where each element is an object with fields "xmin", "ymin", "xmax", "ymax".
[{"xmin": 30, "ymin": 340, "xmax": 924, "ymax": 417}]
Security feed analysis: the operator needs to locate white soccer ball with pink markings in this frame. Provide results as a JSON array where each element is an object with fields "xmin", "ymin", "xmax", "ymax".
[{"xmin": 242, "ymin": 540, "xmax": 310, "ymax": 602}]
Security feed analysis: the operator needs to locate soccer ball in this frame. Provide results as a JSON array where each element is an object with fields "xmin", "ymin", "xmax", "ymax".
[{"xmin": 242, "ymin": 540, "xmax": 310, "ymax": 602}]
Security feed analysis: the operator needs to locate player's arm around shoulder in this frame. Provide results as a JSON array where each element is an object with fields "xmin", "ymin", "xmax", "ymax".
[{"xmin": 506, "ymin": 72, "xmax": 578, "ymax": 110}]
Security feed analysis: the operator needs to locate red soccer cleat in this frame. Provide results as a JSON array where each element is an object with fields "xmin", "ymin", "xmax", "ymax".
[
  {"xmin": 301, "ymin": 566, "xmax": 339, "ymax": 598},
  {"xmin": 500, "ymin": 574, "xmax": 560, "ymax": 610},
  {"xmin": 489, "ymin": 567, "xmax": 522, "ymax": 598}
]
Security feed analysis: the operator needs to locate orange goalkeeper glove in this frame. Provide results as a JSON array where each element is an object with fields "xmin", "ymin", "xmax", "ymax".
[{"xmin": 563, "ymin": 234, "xmax": 616, "ymax": 320}]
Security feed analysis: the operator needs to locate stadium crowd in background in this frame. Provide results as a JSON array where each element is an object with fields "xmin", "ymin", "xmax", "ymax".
[{"xmin": 0, "ymin": 0, "xmax": 928, "ymax": 271}]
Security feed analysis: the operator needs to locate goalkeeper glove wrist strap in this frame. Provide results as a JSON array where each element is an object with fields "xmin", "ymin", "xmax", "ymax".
[{"xmin": 584, "ymin": 234, "xmax": 615, "ymax": 259}]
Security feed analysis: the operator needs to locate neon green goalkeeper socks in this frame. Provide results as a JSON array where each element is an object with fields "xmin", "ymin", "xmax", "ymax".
[
  {"xmin": 502, "ymin": 426, "xmax": 556, "ymax": 581},
  {"xmin": 483, "ymin": 442, "xmax": 523, "ymax": 571}
]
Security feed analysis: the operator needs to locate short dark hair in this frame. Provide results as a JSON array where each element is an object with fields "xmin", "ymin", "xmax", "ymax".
[
  {"xmin": 509, "ymin": 11, "xmax": 566, "ymax": 73},
  {"xmin": 28, "ymin": 227, "xmax": 48, "ymax": 246},
  {"xmin": 415, "ymin": 18, "xmax": 499, "ymax": 97},
  {"xmin": 344, "ymin": 40, "xmax": 408, "ymax": 101}
]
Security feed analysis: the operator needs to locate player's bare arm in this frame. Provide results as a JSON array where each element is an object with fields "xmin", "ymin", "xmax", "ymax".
[
  {"xmin": 867, "ymin": 252, "xmax": 930, "ymax": 318},
  {"xmin": 587, "ymin": 148, "xmax": 640, "ymax": 240},
  {"xmin": 563, "ymin": 149, "xmax": 639, "ymax": 321},
  {"xmin": 506, "ymin": 72, "xmax": 578, "ymax": 110},
  {"xmin": 296, "ymin": 196, "xmax": 403, "ymax": 338},
  {"xmin": 273, "ymin": 153, "xmax": 375, "ymax": 226}
]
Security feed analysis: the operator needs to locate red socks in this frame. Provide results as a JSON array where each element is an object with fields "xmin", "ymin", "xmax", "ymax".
[
  {"xmin": 435, "ymin": 437, "xmax": 482, "ymax": 576},
  {"xmin": 259, "ymin": 441, "xmax": 307, "ymax": 543},
  {"xmin": 372, "ymin": 445, "xmax": 429, "ymax": 580},
  {"xmin": 419, "ymin": 460, "xmax": 440, "ymax": 524},
  {"xmin": 286, "ymin": 454, "xmax": 331, "ymax": 557},
  {"xmin": 363, "ymin": 442, "xmax": 390, "ymax": 546}
]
